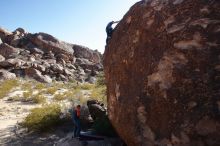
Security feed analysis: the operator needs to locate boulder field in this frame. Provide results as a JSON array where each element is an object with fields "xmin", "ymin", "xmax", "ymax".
[{"xmin": 0, "ymin": 27, "xmax": 102, "ymax": 83}]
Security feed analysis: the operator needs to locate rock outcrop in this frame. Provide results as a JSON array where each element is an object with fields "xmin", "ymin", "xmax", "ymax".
[
  {"xmin": 0, "ymin": 27, "xmax": 103, "ymax": 83},
  {"xmin": 27, "ymin": 33, "xmax": 74, "ymax": 59},
  {"xmin": 104, "ymin": 0, "xmax": 220, "ymax": 146}
]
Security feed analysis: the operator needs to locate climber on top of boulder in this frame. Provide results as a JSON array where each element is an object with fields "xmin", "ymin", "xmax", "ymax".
[{"xmin": 106, "ymin": 21, "xmax": 119, "ymax": 44}]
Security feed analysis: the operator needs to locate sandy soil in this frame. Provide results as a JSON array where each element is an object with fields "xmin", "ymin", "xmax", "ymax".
[{"xmin": 0, "ymin": 92, "xmax": 38, "ymax": 145}]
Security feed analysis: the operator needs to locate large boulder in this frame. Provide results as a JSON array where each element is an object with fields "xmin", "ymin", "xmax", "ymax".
[
  {"xmin": 25, "ymin": 68, "xmax": 52, "ymax": 83},
  {"xmin": 0, "ymin": 70, "xmax": 16, "ymax": 80},
  {"xmin": 27, "ymin": 33, "xmax": 74, "ymax": 58},
  {"xmin": 104, "ymin": 0, "xmax": 220, "ymax": 146},
  {"xmin": 0, "ymin": 43, "xmax": 20, "ymax": 58},
  {"xmin": 0, "ymin": 58, "xmax": 24, "ymax": 68},
  {"xmin": 87, "ymin": 100, "xmax": 106, "ymax": 121},
  {"xmin": 73, "ymin": 45, "xmax": 101, "ymax": 64}
]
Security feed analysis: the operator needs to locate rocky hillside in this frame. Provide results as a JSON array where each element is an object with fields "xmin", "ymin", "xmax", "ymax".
[
  {"xmin": 0, "ymin": 27, "xmax": 103, "ymax": 83},
  {"xmin": 104, "ymin": 0, "xmax": 220, "ymax": 146}
]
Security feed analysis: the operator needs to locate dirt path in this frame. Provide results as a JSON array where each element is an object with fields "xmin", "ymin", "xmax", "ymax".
[{"xmin": 0, "ymin": 96, "xmax": 38, "ymax": 145}]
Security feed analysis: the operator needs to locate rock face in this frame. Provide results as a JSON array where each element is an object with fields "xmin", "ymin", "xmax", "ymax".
[
  {"xmin": 104, "ymin": 0, "xmax": 220, "ymax": 146},
  {"xmin": 0, "ymin": 27, "xmax": 103, "ymax": 83}
]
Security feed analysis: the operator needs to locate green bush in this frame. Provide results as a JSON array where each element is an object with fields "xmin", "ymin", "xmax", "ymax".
[
  {"xmin": 93, "ymin": 115, "xmax": 117, "ymax": 137},
  {"xmin": 21, "ymin": 81, "xmax": 33, "ymax": 90},
  {"xmin": 53, "ymin": 93, "xmax": 66, "ymax": 101},
  {"xmin": 91, "ymin": 86, "xmax": 107, "ymax": 105},
  {"xmin": 34, "ymin": 83, "xmax": 46, "ymax": 90},
  {"xmin": 32, "ymin": 94, "xmax": 46, "ymax": 104},
  {"xmin": 0, "ymin": 79, "xmax": 19, "ymax": 99},
  {"xmin": 22, "ymin": 104, "xmax": 62, "ymax": 131},
  {"xmin": 78, "ymin": 83, "xmax": 94, "ymax": 90},
  {"xmin": 23, "ymin": 90, "xmax": 33, "ymax": 101},
  {"xmin": 46, "ymin": 87, "xmax": 58, "ymax": 95},
  {"xmin": 96, "ymin": 72, "xmax": 106, "ymax": 87}
]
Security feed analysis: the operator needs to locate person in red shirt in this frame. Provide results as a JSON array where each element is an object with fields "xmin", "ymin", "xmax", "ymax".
[{"xmin": 72, "ymin": 105, "xmax": 81, "ymax": 138}]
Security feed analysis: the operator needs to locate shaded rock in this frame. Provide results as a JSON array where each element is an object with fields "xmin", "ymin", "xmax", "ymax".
[
  {"xmin": 24, "ymin": 43, "xmax": 44, "ymax": 54},
  {"xmin": 103, "ymin": 0, "xmax": 220, "ymax": 146},
  {"xmin": 8, "ymin": 34, "xmax": 21, "ymax": 47},
  {"xmin": 73, "ymin": 45, "xmax": 101, "ymax": 64},
  {"xmin": 25, "ymin": 68, "xmax": 52, "ymax": 83},
  {"xmin": 0, "ymin": 69, "xmax": 16, "ymax": 80},
  {"xmin": 56, "ymin": 133, "xmax": 124, "ymax": 146},
  {"xmin": 11, "ymin": 68, "xmax": 25, "ymax": 77},
  {"xmin": 0, "ymin": 43, "xmax": 20, "ymax": 58},
  {"xmin": 87, "ymin": 100, "xmax": 106, "ymax": 121}
]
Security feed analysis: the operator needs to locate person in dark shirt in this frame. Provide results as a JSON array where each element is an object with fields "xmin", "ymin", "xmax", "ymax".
[
  {"xmin": 106, "ymin": 21, "xmax": 119, "ymax": 43},
  {"xmin": 72, "ymin": 105, "xmax": 81, "ymax": 138}
]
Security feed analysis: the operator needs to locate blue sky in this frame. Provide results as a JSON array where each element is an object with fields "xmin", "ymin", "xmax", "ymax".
[{"xmin": 0, "ymin": 0, "xmax": 139, "ymax": 53}]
